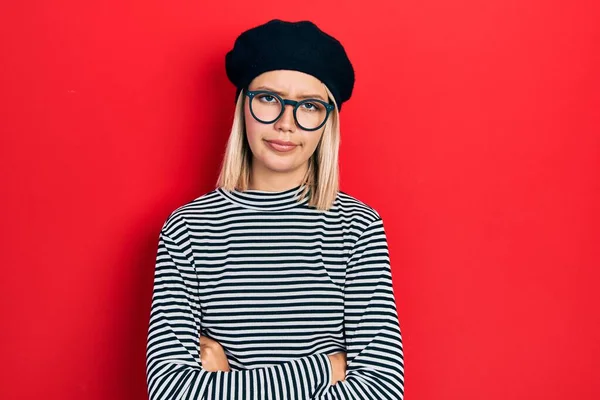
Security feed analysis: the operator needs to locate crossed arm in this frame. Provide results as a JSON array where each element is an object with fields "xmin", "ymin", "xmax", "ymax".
[{"xmin": 146, "ymin": 217, "xmax": 404, "ymax": 399}]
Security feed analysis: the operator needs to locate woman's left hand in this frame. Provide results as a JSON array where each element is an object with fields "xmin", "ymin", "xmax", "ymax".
[{"xmin": 199, "ymin": 335, "xmax": 231, "ymax": 372}]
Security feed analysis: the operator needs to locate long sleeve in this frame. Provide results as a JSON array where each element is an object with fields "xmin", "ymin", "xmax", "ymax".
[
  {"xmin": 314, "ymin": 217, "xmax": 405, "ymax": 400},
  {"xmin": 145, "ymin": 220, "xmax": 332, "ymax": 400}
]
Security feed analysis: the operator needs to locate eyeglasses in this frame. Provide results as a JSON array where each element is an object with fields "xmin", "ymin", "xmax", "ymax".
[{"xmin": 245, "ymin": 90, "xmax": 335, "ymax": 131}]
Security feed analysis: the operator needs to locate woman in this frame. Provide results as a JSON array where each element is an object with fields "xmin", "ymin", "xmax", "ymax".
[{"xmin": 146, "ymin": 19, "xmax": 404, "ymax": 399}]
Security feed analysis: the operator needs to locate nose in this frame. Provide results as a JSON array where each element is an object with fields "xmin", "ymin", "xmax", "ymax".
[{"xmin": 273, "ymin": 104, "xmax": 296, "ymax": 133}]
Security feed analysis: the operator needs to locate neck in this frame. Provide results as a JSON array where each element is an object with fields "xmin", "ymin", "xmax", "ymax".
[{"xmin": 248, "ymin": 160, "xmax": 308, "ymax": 192}]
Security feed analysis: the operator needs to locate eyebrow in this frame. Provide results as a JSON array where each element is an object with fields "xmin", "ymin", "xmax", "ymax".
[{"xmin": 253, "ymin": 85, "xmax": 327, "ymax": 102}]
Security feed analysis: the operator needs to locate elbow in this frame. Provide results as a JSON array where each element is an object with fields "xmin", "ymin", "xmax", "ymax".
[{"xmin": 146, "ymin": 359, "xmax": 203, "ymax": 400}]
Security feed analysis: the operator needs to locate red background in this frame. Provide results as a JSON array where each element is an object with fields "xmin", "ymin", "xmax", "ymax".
[{"xmin": 1, "ymin": 1, "xmax": 599, "ymax": 399}]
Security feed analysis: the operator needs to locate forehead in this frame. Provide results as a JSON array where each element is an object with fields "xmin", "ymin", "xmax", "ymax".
[{"xmin": 249, "ymin": 70, "xmax": 328, "ymax": 98}]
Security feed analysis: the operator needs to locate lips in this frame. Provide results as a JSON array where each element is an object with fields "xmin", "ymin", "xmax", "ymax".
[
  {"xmin": 268, "ymin": 139, "xmax": 297, "ymax": 146},
  {"xmin": 265, "ymin": 140, "xmax": 298, "ymax": 152}
]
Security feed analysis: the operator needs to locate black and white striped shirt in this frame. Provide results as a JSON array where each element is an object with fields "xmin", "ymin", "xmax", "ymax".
[{"xmin": 146, "ymin": 184, "xmax": 404, "ymax": 399}]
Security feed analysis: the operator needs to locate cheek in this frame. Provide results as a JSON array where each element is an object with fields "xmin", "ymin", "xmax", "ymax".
[
  {"xmin": 304, "ymin": 131, "xmax": 324, "ymax": 154},
  {"xmin": 244, "ymin": 107, "xmax": 263, "ymax": 145}
]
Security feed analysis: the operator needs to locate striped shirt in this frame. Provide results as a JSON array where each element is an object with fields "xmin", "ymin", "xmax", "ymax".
[{"xmin": 146, "ymin": 184, "xmax": 404, "ymax": 399}]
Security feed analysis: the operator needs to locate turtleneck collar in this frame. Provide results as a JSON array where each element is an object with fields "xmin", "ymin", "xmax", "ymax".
[{"xmin": 216, "ymin": 184, "xmax": 311, "ymax": 211}]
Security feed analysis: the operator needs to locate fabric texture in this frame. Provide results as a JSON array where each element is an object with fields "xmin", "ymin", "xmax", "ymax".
[
  {"xmin": 146, "ymin": 185, "xmax": 404, "ymax": 399},
  {"xmin": 225, "ymin": 19, "xmax": 355, "ymax": 111}
]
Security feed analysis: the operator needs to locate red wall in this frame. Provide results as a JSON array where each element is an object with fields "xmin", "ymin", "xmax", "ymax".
[{"xmin": 1, "ymin": 1, "xmax": 599, "ymax": 399}]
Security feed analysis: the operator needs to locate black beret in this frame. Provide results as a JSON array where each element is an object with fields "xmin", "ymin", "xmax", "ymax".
[{"xmin": 225, "ymin": 19, "xmax": 355, "ymax": 111}]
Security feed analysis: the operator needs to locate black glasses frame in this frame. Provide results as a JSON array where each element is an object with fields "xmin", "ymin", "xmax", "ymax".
[{"xmin": 245, "ymin": 89, "xmax": 335, "ymax": 132}]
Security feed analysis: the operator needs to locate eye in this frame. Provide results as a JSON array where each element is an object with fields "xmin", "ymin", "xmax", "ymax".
[
  {"xmin": 257, "ymin": 94, "xmax": 278, "ymax": 103},
  {"xmin": 301, "ymin": 101, "xmax": 321, "ymax": 111}
]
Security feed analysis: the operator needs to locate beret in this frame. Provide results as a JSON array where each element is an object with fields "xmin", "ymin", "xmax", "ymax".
[{"xmin": 225, "ymin": 19, "xmax": 355, "ymax": 111}]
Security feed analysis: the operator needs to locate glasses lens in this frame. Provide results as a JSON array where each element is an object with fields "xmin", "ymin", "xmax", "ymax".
[
  {"xmin": 296, "ymin": 100, "xmax": 328, "ymax": 130},
  {"xmin": 250, "ymin": 93, "xmax": 283, "ymax": 123}
]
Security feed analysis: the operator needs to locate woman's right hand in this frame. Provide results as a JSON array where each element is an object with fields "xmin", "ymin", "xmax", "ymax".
[{"xmin": 327, "ymin": 352, "xmax": 347, "ymax": 385}]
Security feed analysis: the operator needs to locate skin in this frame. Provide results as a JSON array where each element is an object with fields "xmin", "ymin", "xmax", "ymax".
[
  {"xmin": 199, "ymin": 70, "xmax": 347, "ymax": 385},
  {"xmin": 244, "ymin": 69, "xmax": 328, "ymax": 192}
]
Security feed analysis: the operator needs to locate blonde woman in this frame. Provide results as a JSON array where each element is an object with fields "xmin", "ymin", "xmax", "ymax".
[{"xmin": 146, "ymin": 19, "xmax": 404, "ymax": 400}]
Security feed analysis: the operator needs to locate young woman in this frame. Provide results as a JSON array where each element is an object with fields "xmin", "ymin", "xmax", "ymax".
[{"xmin": 146, "ymin": 19, "xmax": 404, "ymax": 399}]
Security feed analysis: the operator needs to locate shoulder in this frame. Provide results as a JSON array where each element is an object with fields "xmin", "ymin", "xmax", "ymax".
[
  {"xmin": 335, "ymin": 189, "xmax": 383, "ymax": 228},
  {"xmin": 159, "ymin": 188, "xmax": 224, "ymax": 235}
]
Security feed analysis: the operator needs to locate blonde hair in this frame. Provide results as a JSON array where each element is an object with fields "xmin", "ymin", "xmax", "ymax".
[{"xmin": 216, "ymin": 85, "xmax": 341, "ymax": 211}]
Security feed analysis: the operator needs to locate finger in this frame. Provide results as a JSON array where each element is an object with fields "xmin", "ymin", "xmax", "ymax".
[{"xmin": 200, "ymin": 336, "xmax": 218, "ymax": 348}]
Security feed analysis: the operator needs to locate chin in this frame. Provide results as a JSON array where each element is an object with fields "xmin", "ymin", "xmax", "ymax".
[
  {"xmin": 254, "ymin": 153, "xmax": 295, "ymax": 172},
  {"xmin": 263, "ymin": 161, "xmax": 298, "ymax": 173}
]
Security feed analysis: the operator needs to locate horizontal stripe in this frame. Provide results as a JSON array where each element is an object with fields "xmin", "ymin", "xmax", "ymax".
[{"xmin": 146, "ymin": 185, "xmax": 404, "ymax": 399}]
